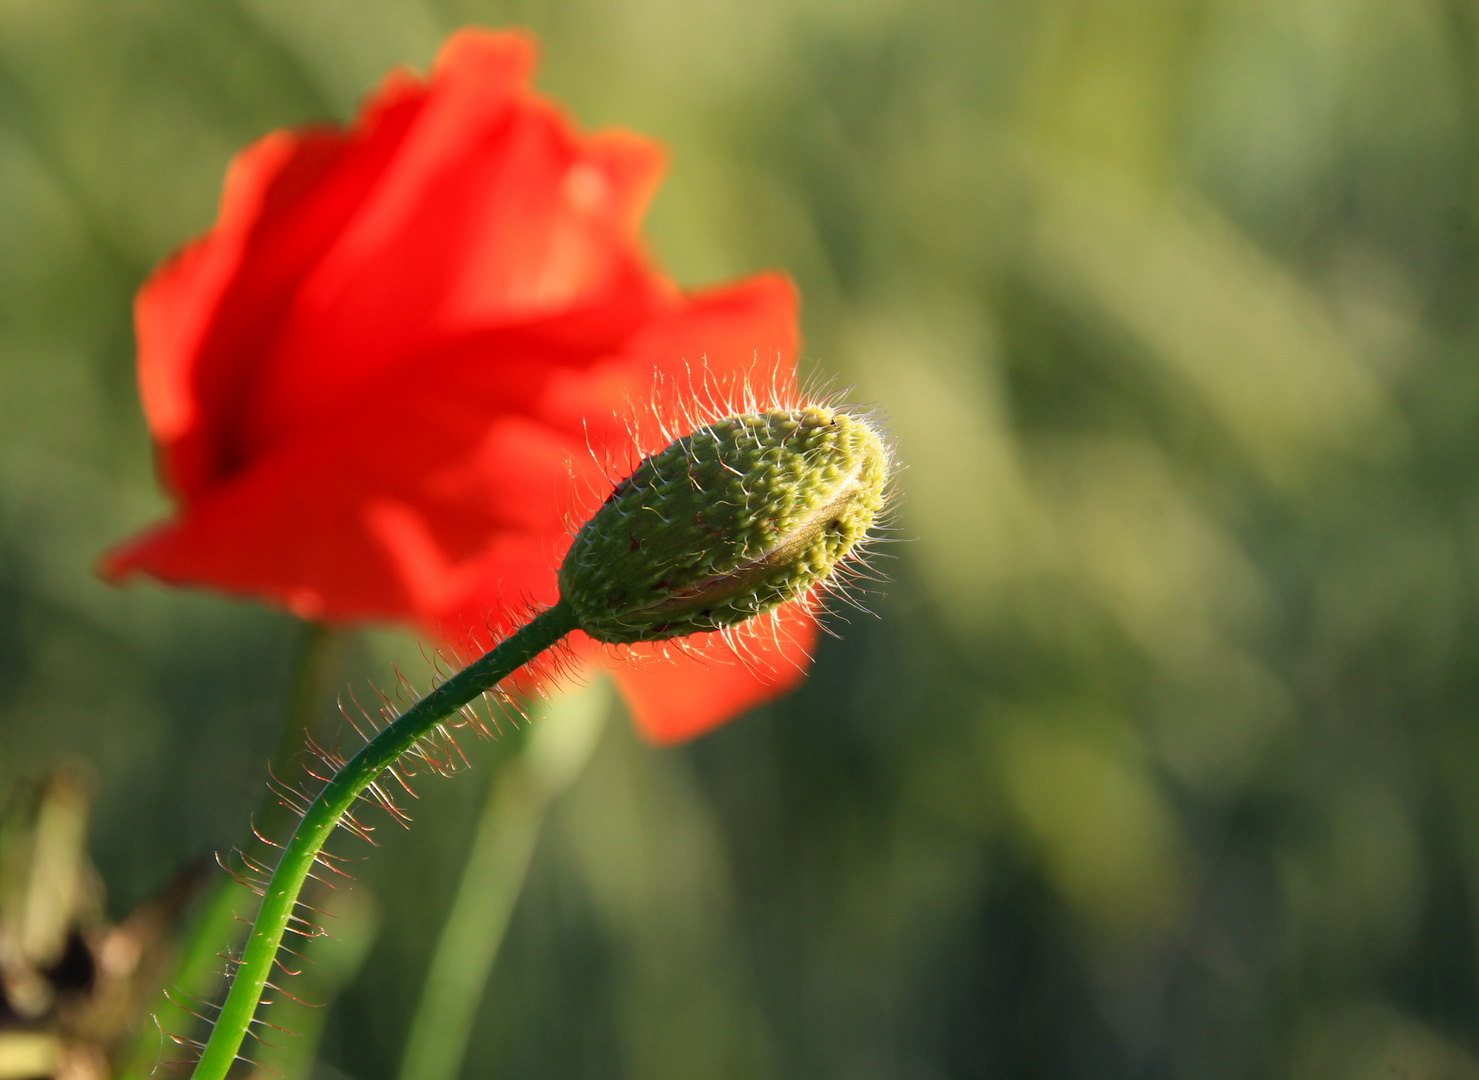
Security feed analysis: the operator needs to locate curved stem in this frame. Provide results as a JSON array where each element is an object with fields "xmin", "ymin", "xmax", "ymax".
[{"xmin": 190, "ymin": 601, "xmax": 579, "ymax": 1080}]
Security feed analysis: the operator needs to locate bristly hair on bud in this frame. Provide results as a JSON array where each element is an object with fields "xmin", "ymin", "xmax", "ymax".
[{"xmin": 558, "ymin": 402, "xmax": 894, "ymax": 645}]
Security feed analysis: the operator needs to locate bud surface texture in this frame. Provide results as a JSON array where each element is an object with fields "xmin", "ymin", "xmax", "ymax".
[{"xmin": 559, "ymin": 406, "xmax": 889, "ymax": 644}]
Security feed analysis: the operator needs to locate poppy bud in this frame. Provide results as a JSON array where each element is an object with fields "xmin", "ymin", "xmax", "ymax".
[{"xmin": 559, "ymin": 405, "xmax": 891, "ymax": 644}]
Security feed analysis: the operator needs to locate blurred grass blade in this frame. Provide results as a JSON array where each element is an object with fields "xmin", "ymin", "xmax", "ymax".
[
  {"xmin": 1027, "ymin": 166, "xmax": 1405, "ymax": 487},
  {"xmin": 396, "ymin": 677, "xmax": 613, "ymax": 1080},
  {"xmin": 116, "ymin": 879, "xmax": 252, "ymax": 1080}
]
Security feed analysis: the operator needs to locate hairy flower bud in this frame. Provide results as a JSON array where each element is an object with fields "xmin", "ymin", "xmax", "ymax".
[{"xmin": 559, "ymin": 405, "xmax": 890, "ymax": 644}]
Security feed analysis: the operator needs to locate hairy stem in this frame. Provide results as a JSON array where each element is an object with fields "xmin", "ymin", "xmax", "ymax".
[{"xmin": 190, "ymin": 601, "xmax": 579, "ymax": 1080}]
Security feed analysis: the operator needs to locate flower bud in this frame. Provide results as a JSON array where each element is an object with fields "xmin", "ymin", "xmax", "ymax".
[{"xmin": 559, "ymin": 405, "xmax": 890, "ymax": 644}]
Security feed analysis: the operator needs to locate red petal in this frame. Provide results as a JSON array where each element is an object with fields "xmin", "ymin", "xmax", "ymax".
[
  {"xmin": 110, "ymin": 31, "xmax": 813, "ymax": 743},
  {"xmin": 137, "ymin": 28, "xmax": 667, "ymax": 505},
  {"xmin": 605, "ymin": 602, "xmax": 818, "ymax": 743},
  {"xmin": 140, "ymin": 80, "xmax": 428, "ymax": 500},
  {"xmin": 238, "ymin": 33, "xmax": 666, "ymax": 466},
  {"xmin": 540, "ymin": 272, "xmax": 801, "ymax": 521},
  {"xmin": 107, "ymin": 269, "xmax": 795, "ymax": 627},
  {"xmin": 103, "ymin": 331, "xmax": 590, "ymax": 623},
  {"xmin": 629, "ymin": 271, "xmax": 800, "ymax": 443}
]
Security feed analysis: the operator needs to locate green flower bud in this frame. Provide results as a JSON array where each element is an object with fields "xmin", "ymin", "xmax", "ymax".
[{"xmin": 558, "ymin": 405, "xmax": 891, "ymax": 644}]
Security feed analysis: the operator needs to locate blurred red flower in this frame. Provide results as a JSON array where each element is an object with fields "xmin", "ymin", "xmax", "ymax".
[{"xmin": 100, "ymin": 29, "xmax": 814, "ymax": 743}]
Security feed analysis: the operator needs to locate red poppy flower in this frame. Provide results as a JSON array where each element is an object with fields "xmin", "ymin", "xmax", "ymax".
[{"xmin": 100, "ymin": 29, "xmax": 815, "ymax": 743}]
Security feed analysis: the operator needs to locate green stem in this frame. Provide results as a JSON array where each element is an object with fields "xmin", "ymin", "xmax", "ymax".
[{"xmin": 190, "ymin": 601, "xmax": 578, "ymax": 1080}]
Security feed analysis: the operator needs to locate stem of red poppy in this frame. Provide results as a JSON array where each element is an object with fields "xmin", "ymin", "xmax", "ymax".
[{"xmin": 190, "ymin": 600, "xmax": 580, "ymax": 1080}]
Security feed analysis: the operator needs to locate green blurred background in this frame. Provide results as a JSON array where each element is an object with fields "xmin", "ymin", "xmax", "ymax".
[{"xmin": 5, "ymin": 1, "xmax": 1479, "ymax": 1077}]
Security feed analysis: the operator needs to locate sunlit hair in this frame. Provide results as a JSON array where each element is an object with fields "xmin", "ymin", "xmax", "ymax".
[{"xmin": 560, "ymin": 355, "xmax": 900, "ymax": 684}]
